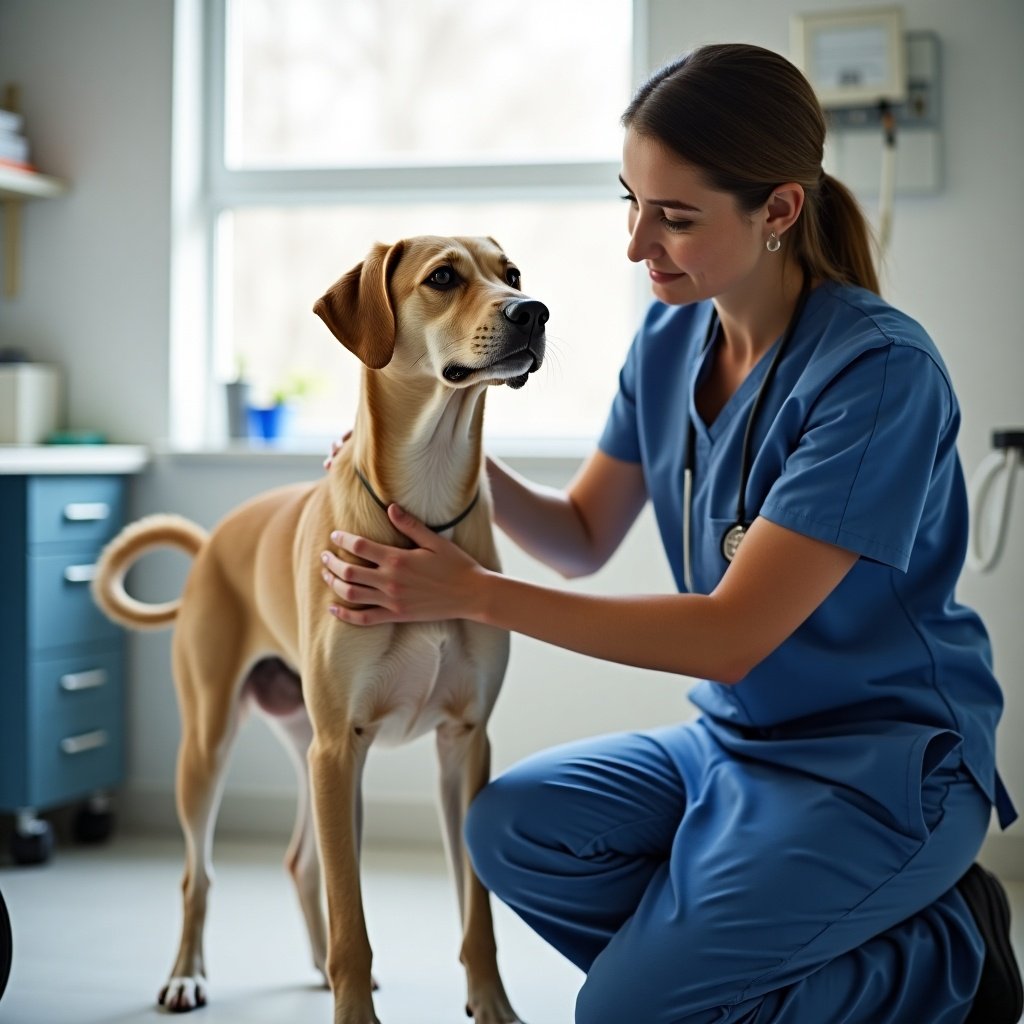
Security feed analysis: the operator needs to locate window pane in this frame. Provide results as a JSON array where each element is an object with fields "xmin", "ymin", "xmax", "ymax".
[
  {"xmin": 226, "ymin": 0, "xmax": 633, "ymax": 167},
  {"xmin": 223, "ymin": 202, "xmax": 638, "ymax": 442}
]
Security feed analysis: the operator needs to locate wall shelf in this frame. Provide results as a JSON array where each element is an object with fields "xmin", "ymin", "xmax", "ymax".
[
  {"xmin": 0, "ymin": 165, "xmax": 68, "ymax": 298},
  {"xmin": 0, "ymin": 165, "xmax": 66, "ymax": 200}
]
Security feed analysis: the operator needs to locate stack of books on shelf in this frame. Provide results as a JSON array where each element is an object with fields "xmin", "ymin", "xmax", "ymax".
[{"xmin": 0, "ymin": 108, "xmax": 33, "ymax": 172}]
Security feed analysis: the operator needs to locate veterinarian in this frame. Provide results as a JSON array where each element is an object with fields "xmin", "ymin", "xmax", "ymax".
[{"xmin": 320, "ymin": 44, "xmax": 1022, "ymax": 1024}]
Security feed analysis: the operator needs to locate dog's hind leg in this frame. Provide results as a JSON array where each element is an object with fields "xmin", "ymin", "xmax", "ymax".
[
  {"xmin": 265, "ymin": 707, "xmax": 329, "ymax": 986},
  {"xmin": 160, "ymin": 660, "xmax": 246, "ymax": 1013},
  {"xmin": 437, "ymin": 722, "xmax": 521, "ymax": 1024}
]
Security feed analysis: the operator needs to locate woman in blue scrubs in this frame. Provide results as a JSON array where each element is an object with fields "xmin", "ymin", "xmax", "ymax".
[{"xmin": 321, "ymin": 43, "xmax": 1022, "ymax": 1024}]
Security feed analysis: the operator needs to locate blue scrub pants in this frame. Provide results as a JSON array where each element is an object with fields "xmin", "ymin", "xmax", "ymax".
[{"xmin": 465, "ymin": 718, "xmax": 990, "ymax": 1024}]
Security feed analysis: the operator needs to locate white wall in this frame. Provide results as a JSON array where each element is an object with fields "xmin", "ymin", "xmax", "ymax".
[
  {"xmin": 1, "ymin": 0, "xmax": 1020, "ymax": 867},
  {"xmin": 0, "ymin": 0, "xmax": 173, "ymax": 443}
]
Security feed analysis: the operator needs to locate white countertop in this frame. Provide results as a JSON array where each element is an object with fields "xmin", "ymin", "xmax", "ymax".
[{"xmin": 0, "ymin": 444, "xmax": 149, "ymax": 475}]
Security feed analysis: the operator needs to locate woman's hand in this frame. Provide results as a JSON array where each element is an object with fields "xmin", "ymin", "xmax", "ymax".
[
  {"xmin": 323, "ymin": 429, "xmax": 353, "ymax": 471},
  {"xmin": 321, "ymin": 504, "xmax": 490, "ymax": 626}
]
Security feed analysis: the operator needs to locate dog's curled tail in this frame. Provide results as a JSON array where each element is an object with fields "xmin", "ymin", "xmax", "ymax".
[{"xmin": 92, "ymin": 513, "xmax": 208, "ymax": 631}]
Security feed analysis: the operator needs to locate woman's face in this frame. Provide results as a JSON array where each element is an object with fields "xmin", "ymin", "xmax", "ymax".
[{"xmin": 620, "ymin": 129, "xmax": 770, "ymax": 306}]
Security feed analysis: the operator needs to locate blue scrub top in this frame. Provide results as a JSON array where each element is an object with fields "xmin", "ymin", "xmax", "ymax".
[{"xmin": 599, "ymin": 281, "xmax": 1016, "ymax": 829}]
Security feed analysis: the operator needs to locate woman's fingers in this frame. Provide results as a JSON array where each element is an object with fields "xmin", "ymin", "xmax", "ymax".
[
  {"xmin": 321, "ymin": 509, "xmax": 481, "ymax": 625},
  {"xmin": 328, "ymin": 603, "xmax": 397, "ymax": 627},
  {"xmin": 320, "ymin": 551, "xmax": 379, "ymax": 590},
  {"xmin": 386, "ymin": 504, "xmax": 439, "ymax": 550},
  {"xmin": 320, "ymin": 568, "xmax": 386, "ymax": 607},
  {"xmin": 318, "ymin": 543, "xmax": 401, "ymax": 624},
  {"xmin": 323, "ymin": 429, "xmax": 354, "ymax": 470},
  {"xmin": 327, "ymin": 530, "xmax": 394, "ymax": 566}
]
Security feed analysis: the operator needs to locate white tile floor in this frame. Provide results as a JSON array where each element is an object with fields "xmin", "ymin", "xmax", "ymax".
[
  {"xmin": 0, "ymin": 835, "xmax": 581, "ymax": 1024},
  {"xmin": 0, "ymin": 834, "xmax": 1021, "ymax": 1024}
]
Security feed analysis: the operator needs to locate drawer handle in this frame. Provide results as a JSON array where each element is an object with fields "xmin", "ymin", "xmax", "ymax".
[
  {"xmin": 63, "ymin": 502, "xmax": 111, "ymax": 522},
  {"xmin": 64, "ymin": 564, "xmax": 98, "ymax": 583},
  {"xmin": 60, "ymin": 729, "xmax": 109, "ymax": 756},
  {"xmin": 60, "ymin": 669, "xmax": 109, "ymax": 692}
]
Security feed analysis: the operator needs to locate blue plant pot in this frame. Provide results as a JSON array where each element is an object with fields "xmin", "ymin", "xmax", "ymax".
[{"xmin": 247, "ymin": 403, "xmax": 291, "ymax": 440}]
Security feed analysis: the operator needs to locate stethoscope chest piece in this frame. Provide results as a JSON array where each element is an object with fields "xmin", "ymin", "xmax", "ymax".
[{"xmin": 720, "ymin": 522, "xmax": 747, "ymax": 562}]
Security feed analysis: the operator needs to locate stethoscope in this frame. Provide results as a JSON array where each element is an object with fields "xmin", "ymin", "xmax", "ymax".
[{"xmin": 682, "ymin": 277, "xmax": 811, "ymax": 593}]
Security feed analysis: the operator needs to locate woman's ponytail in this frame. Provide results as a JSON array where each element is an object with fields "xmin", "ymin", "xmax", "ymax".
[{"xmin": 798, "ymin": 173, "xmax": 880, "ymax": 295}]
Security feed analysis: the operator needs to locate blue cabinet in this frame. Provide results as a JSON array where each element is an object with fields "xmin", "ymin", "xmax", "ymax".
[{"xmin": 0, "ymin": 475, "xmax": 127, "ymax": 824}]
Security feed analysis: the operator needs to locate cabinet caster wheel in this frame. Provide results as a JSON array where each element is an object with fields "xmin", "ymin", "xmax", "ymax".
[
  {"xmin": 74, "ymin": 804, "xmax": 115, "ymax": 845},
  {"xmin": 11, "ymin": 820, "xmax": 53, "ymax": 866}
]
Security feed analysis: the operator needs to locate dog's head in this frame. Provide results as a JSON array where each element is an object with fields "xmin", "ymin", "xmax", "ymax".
[{"xmin": 313, "ymin": 236, "xmax": 547, "ymax": 390}]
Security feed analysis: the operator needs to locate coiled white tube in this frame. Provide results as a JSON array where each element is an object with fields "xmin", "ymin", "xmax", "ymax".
[{"xmin": 966, "ymin": 447, "xmax": 1020, "ymax": 573}]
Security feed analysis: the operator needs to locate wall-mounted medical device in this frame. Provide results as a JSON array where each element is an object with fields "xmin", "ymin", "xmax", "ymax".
[
  {"xmin": 792, "ymin": 6, "xmax": 907, "ymax": 108},
  {"xmin": 792, "ymin": 7, "xmax": 942, "ymax": 262}
]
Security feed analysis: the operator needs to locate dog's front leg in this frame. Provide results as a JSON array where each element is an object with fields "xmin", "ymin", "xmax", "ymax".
[
  {"xmin": 309, "ymin": 724, "xmax": 380, "ymax": 1024},
  {"xmin": 438, "ymin": 722, "xmax": 522, "ymax": 1024}
]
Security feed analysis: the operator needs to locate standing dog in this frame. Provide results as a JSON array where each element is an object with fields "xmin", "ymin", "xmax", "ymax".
[{"xmin": 92, "ymin": 236, "xmax": 547, "ymax": 1023}]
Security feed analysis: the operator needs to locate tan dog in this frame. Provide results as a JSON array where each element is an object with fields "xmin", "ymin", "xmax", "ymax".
[{"xmin": 92, "ymin": 236, "xmax": 547, "ymax": 1024}]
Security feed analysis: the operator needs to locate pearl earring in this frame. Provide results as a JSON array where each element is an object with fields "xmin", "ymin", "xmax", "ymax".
[{"xmin": 766, "ymin": 232, "xmax": 781, "ymax": 253}]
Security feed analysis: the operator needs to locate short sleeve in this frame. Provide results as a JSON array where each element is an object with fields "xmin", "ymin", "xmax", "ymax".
[
  {"xmin": 759, "ymin": 343, "xmax": 952, "ymax": 571},
  {"xmin": 598, "ymin": 336, "xmax": 642, "ymax": 463}
]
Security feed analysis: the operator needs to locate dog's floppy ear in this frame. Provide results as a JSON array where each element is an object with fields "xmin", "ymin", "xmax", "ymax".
[{"xmin": 312, "ymin": 241, "xmax": 406, "ymax": 369}]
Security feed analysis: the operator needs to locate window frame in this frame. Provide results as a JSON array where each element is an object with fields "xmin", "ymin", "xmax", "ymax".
[{"xmin": 170, "ymin": 0, "xmax": 648, "ymax": 450}]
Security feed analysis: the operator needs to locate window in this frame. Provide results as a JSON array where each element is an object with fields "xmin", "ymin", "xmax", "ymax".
[{"xmin": 196, "ymin": 0, "xmax": 641, "ymax": 446}]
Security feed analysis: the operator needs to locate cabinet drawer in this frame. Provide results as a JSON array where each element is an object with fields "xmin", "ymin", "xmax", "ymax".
[
  {"xmin": 29, "ymin": 648, "xmax": 124, "ymax": 728},
  {"xmin": 28, "ymin": 476, "xmax": 125, "ymax": 546},
  {"xmin": 30, "ymin": 698, "xmax": 123, "ymax": 809},
  {"xmin": 28, "ymin": 552, "xmax": 120, "ymax": 650}
]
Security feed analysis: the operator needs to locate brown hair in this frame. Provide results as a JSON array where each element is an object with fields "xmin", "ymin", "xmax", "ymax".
[{"xmin": 622, "ymin": 43, "xmax": 879, "ymax": 295}]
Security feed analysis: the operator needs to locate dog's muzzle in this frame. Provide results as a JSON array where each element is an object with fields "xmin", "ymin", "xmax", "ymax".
[{"xmin": 442, "ymin": 298, "xmax": 549, "ymax": 388}]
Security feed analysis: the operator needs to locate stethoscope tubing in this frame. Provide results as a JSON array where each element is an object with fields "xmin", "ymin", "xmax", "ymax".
[
  {"xmin": 682, "ymin": 278, "xmax": 811, "ymax": 593},
  {"xmin": 683, "ymin": 466, "xmax": 696, "ymax": 592}
]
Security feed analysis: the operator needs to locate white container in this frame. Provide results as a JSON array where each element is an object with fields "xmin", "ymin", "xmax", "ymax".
[{"xmin": 0, "ymin": 364, "xmax": 61, "ymax": 443}]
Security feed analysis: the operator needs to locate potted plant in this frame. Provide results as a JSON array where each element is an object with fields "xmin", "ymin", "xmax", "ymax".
[
  {"xmin": 224, "ymin": 356, "xmax": 251, "ymax": 440},
  {"xmin": 247, "ymin": 372, "xmax": 315, "ymax": 440}
]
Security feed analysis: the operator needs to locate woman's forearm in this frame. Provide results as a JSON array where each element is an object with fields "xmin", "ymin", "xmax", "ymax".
[
  {"xmin": 472, "ymin": 570, "xmax": 748, "ymax": 684},
  {"xmin": 485, "ymin": 456, "xmax": 600, "ymax": 578}
]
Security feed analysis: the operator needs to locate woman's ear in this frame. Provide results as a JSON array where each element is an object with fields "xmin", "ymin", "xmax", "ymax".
[{"xmin": 765, "ymin": 184, "xmax": 805, "ymax": 239}]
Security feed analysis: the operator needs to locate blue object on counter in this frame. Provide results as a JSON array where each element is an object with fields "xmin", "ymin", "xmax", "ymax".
[{"xmin": 247, "ymin": 404, "xmax": 292, "ymax": 440}]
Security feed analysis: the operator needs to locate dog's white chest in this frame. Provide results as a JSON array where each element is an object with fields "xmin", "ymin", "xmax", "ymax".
[{"xmin": 359, "ymin": 622, "xmax": 480, "ymax": 746}]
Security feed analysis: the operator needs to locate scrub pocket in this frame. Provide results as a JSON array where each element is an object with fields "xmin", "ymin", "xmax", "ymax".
[
  {"xmin": 699, "ymin": 716, "xmax": 965, "ymax": 843},
  {"xmin": 907, "ymin": 728, "xmax": 964, "ymax": 841}
]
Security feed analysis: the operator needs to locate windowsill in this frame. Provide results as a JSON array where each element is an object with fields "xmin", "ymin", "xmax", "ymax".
[{"xmin": 151, "ymin": 436, "xmax": 596, "ymax": 465}]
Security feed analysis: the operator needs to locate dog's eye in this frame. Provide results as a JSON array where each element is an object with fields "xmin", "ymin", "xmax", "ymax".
[
  {"xmin": 425, "ymin": 266, "xmax": 460, "ymax": 290},
  {"xmin": 505, "ymin": 267, "xmax": 522, "ymax": 289}
]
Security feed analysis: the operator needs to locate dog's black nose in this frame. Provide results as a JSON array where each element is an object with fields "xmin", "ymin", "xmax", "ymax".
[{"xmin": 502, "ymin": 299, "xmax": 549, "ymax": 335}]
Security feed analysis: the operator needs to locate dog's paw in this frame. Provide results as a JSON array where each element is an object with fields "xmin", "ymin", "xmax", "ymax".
[{"xmin": 158, "ymin": 974, "xmax": 207, "ymax": 1013}]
